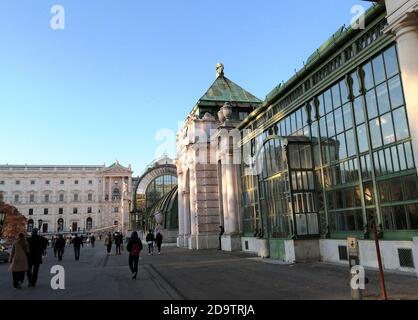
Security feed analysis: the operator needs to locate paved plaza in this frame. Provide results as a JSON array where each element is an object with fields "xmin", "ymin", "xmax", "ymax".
[{"xmin": 1, "ymin": 242, "xmax": 418, "ymax": 300}]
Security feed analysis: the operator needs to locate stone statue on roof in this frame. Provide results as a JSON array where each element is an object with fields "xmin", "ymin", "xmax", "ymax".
[{"xmin": 216, "ymin": 63, "xmax": 224, "ymax": 78}]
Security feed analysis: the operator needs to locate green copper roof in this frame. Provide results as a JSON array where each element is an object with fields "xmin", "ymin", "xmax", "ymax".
[{"xmin": 198, "ymin": 75, "xmax": 262, "ymax": 104}]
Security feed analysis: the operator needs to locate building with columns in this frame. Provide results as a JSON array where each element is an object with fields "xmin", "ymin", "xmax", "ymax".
[
  {"xmin": 0, "ymin": 162, "xmax": 132, "ymax": 235},
  {"xmin": 176, "ymin": 63, "xmax": 262, "ymax": 250},
  {"xmin": 176, "ymin": 1, "xmax": 418, "ymax": 274}
]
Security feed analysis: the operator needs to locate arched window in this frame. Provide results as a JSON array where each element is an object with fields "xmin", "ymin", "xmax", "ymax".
[
  {"xmin": 86, "ymin": 217, "xmax": 93, "ymax": 231},
  {"xmin": 27, "ymin": 219, "xmax": 34, "ymax": 232},
  {"xmin": 145, "ymin": 175, "xmax": 178, "ymax": 209}
]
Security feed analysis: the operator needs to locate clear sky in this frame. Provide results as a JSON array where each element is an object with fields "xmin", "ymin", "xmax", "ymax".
[{"xmin": 0, "ymin": 0, "xmax": 371, "ymax": 176}]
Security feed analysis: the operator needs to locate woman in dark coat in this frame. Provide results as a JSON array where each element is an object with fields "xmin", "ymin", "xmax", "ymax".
[{"xmin": 55, "ymin": 234, "xmax": 66, "ymax": 261}]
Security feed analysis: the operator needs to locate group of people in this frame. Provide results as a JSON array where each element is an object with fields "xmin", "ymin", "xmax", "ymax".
[
  {"xmin": 8, "ymin": 229, "xmax": 48, "ymax": 289},
  {"xmin": 145, "ymin": 230, "xmax": 163, "ymax": 255},
  {"xmin": 8, "ymin": 228, "xmax": 165, "ymax": 287},
  {"xmin": 104, "ymin": 232, "xmax": 124, "ymax": 255}
]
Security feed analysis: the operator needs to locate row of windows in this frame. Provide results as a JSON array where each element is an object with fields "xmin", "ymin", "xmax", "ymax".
[
  {"xmin": 5, "ymin": 193, "xmax": 96, "ymax": 204},
  {"xmin": 329, "ymin": 202, "xmax": 418, "ymax": 232},
  {"xmin": 26, "ymin": 207, "xmax": 119, "ymax": 215},
  {"xmin": 27, "ymin": 218, "xmax": 94, "ymax": 233},
  {"xmin": 0, "ymin": 179, "xmax": 94, "ymax": 186},
  {"xmin": 241, "ymin": 44, "xmax": 418, "ymax": 235},
  {"xmin": 28, "ymin": 207, "xmax": 96, "ymax": 215}
]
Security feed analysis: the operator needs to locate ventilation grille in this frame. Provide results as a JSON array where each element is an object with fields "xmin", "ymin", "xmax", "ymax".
[{"xmin": 398, "ymin": 248, "xmax": 414, "ymax": 268}]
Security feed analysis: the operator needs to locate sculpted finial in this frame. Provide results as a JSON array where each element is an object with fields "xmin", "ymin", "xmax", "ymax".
[{"xmin": 216, "ymin": 63, "xmax": 224, "ymax": 78}]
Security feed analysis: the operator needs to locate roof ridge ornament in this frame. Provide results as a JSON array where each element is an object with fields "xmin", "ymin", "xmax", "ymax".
[{"xmin": 216, "ymin": 63, "xmax": 224, "ymax": 78}]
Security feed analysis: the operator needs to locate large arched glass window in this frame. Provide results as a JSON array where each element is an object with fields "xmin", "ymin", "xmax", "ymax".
[{"xmin": 145, "ymin": 175, "xmax": 177, "ymax": 209}]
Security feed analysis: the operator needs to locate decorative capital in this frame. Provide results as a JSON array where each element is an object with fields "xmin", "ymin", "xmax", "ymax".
[{"xmin": 216, "ymin": 63, "xmax": 224, "ymax": 78}]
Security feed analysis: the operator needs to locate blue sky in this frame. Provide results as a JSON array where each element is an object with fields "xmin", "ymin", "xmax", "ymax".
[{"xmin": 0, "ymin": 0, "xmax": 371, "ymax": 176}]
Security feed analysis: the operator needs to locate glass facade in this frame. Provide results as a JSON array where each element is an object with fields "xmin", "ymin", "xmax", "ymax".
[
  {"xmin": 241, "ymin": 44, "xmax": 418, "ymax": 240},
  {"xmin": 145, "ymin": 175, "xmax": 178, "ymax": 209}
]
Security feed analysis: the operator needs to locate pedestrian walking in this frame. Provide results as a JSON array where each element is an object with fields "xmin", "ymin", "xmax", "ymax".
[
  {"xmin": 105, "ymin": 233, "xmax": 113, "ymax": 255},
  {"xmin": 155, "ymin": 232, "xmax": 163, "ymax": 255},
  {"xmin": 71, "ymin": 234, "xmax": 83, "ymax": 261},
  {"xmin": 127, "ymin": 231, "xmax": 143, "ymax": 280},
  {"xmin": 115, "ymin": 232, "xmax": 122, "ymax": 255},
  {"xmin": 27, "ymin": 228, "xmax": 44, "ymax": 287},
  {"xmin": 90, "ymin": 235, "xmax": 96, "ymax": 248},
  {"xmin": 9, "ymin": 233, "xmax": 29, "ymax": 289},
  {"xmin": 55, "ymin": 234, "xmax": 66, "ymax": 261},
  {"xmin": 41, "ymin": 236, "xmax": 49, "ymax": 258},
  {"xmin": 146, "ymin": 230, "xmax": 155, "ymax": 255},
  {"xmin": 52, "ymin": 236, "xmax": 57, "ymax": 258},
  {"xmin": 219, "ymin": 226, "xmax": 225, "ymax": 250}
]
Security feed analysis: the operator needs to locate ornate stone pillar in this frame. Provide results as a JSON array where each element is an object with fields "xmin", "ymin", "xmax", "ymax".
[
  {"xmin": 220, "ymin": 142, "xmax": 241, "ymax": 251},
  {"xmin": 385, "ymin": 2, "xmax": 418, "ymax": 169},
  {"xmin": 189, "ymin": 167, "xmax": 198, "ymax": 249},
  {"xmin": 108, "ymin": 177, "xmax": 112, "ymax": 201},
  {"xmin": 183, "ymin": 166, "xmax": 191, "ymax": 246},
  {"xmin": 102, "ymin": 176, "xmax": 106, "ymax": 201},
  {"xmin": 176, "ymin": 165, "xmax": 185, "ymax": 247}
]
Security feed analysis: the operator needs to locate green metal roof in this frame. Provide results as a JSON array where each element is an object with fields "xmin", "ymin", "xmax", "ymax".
[{"xmin": 198, "ymin": 75, "xmax": 262, "ymax": 105}]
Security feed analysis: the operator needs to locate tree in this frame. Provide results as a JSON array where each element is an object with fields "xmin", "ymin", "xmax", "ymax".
[{"xmin": 0, "ymin": 202, "xmax": 27, "ymax": 242}]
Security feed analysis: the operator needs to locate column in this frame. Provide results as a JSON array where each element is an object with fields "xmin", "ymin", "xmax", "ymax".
[
  {"xmin": 108, "ymin": 177, "xmax": 112, "ymax": 201},
  {"xmin": 177, "ymin": 170, "xmax": 185, "ymax": 247},
  {"xmin": 385, "ymin": 7, "xmax": 418, "ymax": 169},
  {"xmin": 225, "ymin": 161, "xmax": 239, "ymax": 235},
  {"xmin": 221, "ymin": 145, "xmax": 242, "ymax": 251},
  {"xmin": 183, "ymin": 172, "xmax": 191, "ymax": 245},
  {"xmin": 189, "ymin": 168, "xmax": 197, "ymax": 249},
  {"xmin": 102, "ymin": 176, "xmax": 106, "ymax": 201}
]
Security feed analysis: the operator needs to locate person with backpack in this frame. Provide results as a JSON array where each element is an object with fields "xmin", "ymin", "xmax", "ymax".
[
  {"xmin": 126, "ymin": 232, "xmax": 143, "ymax": 280},
  {"xmin": 146, "ymin": 230, "xmax": 155, "ymax": 255}
]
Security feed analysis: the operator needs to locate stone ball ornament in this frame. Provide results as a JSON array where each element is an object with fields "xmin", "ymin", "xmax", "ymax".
[{"xmin": 154, "ymin": 211, "xmax": 164, "ymax": 225}]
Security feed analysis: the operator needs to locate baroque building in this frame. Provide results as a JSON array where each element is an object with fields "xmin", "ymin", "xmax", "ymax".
[{"xmin": 0, "ymin": 162, "xmax": 132, "ymax": 234}]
